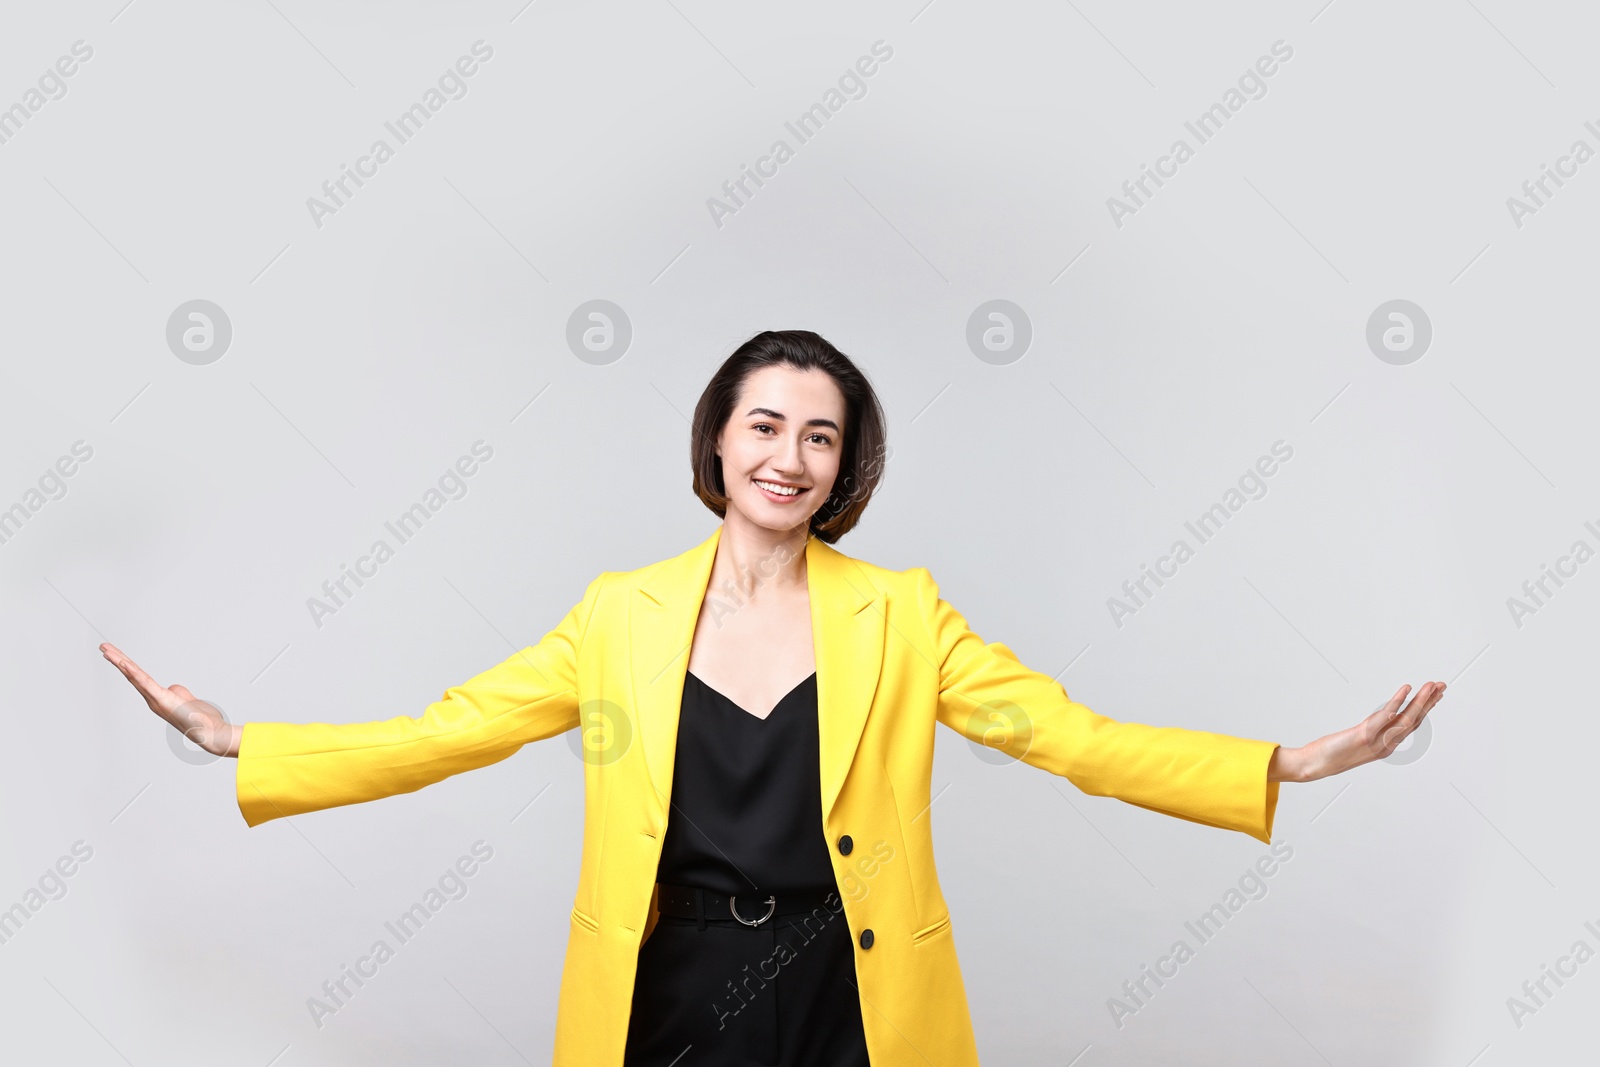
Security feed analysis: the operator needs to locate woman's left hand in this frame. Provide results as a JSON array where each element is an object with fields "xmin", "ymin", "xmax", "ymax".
[{"xmin": 1270, "ymin": 681, "xmax": 1447, "ymax": 783}]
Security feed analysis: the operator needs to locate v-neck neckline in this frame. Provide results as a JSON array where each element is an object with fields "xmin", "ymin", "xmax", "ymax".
[{"xmin": 687, "ymin": 670, "xmax": 817, "ymax": 722}]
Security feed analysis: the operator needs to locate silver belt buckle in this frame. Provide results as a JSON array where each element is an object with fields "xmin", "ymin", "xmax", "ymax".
[{"xmin": 729, "ymin": 893, "xmax": 776, "ymax": 927}]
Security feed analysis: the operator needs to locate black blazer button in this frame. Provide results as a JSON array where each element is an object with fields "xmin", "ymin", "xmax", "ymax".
[
  {"xmin": 838, "ymin": 835, "xmax": 853, "ymax": 855},
  {"xmin": 859, "ymin": 928, "xmax": 874, "ymax": 949}
]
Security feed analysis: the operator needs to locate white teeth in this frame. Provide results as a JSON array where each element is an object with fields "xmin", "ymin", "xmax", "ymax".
[{"xmin": 754, "ymin": 479, "xmax": 802, "ymax": 496}]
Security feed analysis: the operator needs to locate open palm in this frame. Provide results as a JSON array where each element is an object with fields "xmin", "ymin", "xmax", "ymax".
[
  {"xmin": 100, "ymin": 642, "xmax": 239, "ymax": 757},
  {"xmin": 1293, "ymin": 681, "xmax": 1446, "ymax": 781}
]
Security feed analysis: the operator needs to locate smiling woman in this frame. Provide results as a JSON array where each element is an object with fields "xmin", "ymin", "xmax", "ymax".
[
  {"xmin": 689, "ymin": 330, "xmax": 887, "ymax": 546},
  {"xmin": 100, "ymin": 327, "xmax": 1447, "ymax": 1067}
]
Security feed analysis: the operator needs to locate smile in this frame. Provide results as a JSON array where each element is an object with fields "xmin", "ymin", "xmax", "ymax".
[{"xmin": 753, "ymin": 478, "xmax": 806, "ymax": 500}]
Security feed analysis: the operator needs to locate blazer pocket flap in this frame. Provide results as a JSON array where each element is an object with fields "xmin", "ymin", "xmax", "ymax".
[
  {"xmin": 911, "ymin": 912, "xmax": 952, "ymax": 945},
  {"xmin": 570, "ymin": 905, "xmax": 600, "ymax": 933}
]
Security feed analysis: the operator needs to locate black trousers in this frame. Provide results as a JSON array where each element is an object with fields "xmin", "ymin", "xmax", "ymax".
[{"xmin": 623, "ymin": 898, "xmax": 872, "ymax": 1066}]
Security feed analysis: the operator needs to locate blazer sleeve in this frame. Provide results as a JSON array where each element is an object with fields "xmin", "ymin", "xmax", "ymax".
[
  {"xmin": 235, "ymin": 573, "xmax": 606, "ymax": 828},
  {"xmin": 913, "ymin": 567, "xmax": 1281, "ymax": 844}
]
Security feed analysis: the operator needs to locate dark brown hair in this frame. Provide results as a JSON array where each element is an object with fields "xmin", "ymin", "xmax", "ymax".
[{"xmin": 690, "ymin": 330, "xmax": 888, "ymax": 544}]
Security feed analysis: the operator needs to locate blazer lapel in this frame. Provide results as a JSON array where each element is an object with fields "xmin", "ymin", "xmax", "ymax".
[
  {"xmin": 629, "ymin": 526, "xmax": 887, "ymax": 825},
  {"xmin": 808, "ymin": 535, "xmax": 887, "ymax": 820},
  {"xmin": 630, "ymin": 527, "xmax": 722, "ymax": 821}
]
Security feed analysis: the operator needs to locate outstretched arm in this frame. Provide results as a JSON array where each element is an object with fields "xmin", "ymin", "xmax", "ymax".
[
  {"xmin": 103, "ymin": 573, "xmax": 607, "ymax": 827},
  {"xmin": 914, "ymin": 567, "xmax": 1445, "ymax": 843}
]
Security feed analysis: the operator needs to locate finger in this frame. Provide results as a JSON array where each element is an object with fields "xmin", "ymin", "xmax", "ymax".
[
  {"xmin": 1394, "ymin": 681, "xmax": 1442, "ymax": 728},
  {"xmin": 1392, "ymin": 682, "xmax": 1428, "ymax": 722},
  {"xmin": 115, "ymin": 663, "xmax": 160, "ymax": 702},
  {"xmin": 1378, "ymin": 684, "xmax": 1411, "ymax": 717},
  {"xmin": 169, "ymin": 684, "xmax": 195, "ymax": 701},
  {"xmin": 111, "ymin": 653, "xmax": 159, "ymax": 693},
  {"xmin": 1363, "ymin": 685, "xmax": 1410, "ymax": 727},
  {"xmin": 103, "ymin": 648, "xmax": 168, "ymax": 703},
  {"xmin": 1378, "ymin": 714, "xmax": 1415, "ymax": 752},
  {"xmin": 1366, "ymin": 683, "xmax": 1421, "ymax": 747},
  {"xmin": 1411, "ymin": 681, "xmax": 1447, "ymax": 723}
]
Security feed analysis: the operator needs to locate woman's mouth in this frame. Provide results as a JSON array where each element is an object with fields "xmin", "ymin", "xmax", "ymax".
[{"xmin": 753, "ymin": 478, "xmax": 806, "ymax": 503}]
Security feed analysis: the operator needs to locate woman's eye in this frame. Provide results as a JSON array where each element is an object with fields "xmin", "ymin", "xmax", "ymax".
[{"xmin": 750, "ymin": 423, "xmax": 830, "ymax": 445}]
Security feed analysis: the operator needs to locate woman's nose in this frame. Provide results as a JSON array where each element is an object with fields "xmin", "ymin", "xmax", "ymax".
[{"xmin": 774, "ymin": 434, "xmax": 803, "ymax": 471}]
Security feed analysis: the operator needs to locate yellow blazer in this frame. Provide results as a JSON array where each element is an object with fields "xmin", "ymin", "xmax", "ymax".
[{"xmin": 237, "ymin": 525, "xmax": 1280, "ymax": 1065}]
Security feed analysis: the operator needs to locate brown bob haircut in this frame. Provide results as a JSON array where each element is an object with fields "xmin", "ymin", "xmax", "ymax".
[{"xmin": 690, "ymin": 330, "xmax": 888, "ymax": 544}]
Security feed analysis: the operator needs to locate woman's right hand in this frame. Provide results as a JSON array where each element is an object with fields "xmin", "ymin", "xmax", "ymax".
[{"xmin": 101, "ymin": 642, "xmax": 240, "ymax": 758}]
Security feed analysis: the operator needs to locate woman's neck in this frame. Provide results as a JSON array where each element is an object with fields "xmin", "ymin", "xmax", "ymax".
[{"xmin": 711, "ymin": 514, "xmax": 810, "ymax": 601}]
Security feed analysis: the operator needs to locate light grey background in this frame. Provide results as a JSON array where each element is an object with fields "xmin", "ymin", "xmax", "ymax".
[{"xmin": 1, "ymin": 1, "xmax": 1594, "ymax": 1064}]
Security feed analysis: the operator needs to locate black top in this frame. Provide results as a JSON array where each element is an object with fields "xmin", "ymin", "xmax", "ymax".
[
  {"xmin": 628, "ymin": 668, "xmax": 870, "ymax": 1066},
  {"xmin": 654, "ymin": 669, "xmax": 834, "ymax": 894}
]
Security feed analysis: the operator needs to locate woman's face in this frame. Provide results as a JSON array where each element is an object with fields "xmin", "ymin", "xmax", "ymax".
[{"xmin": 715, "ymin": 364, "xmax": 847, "ymax": 535}]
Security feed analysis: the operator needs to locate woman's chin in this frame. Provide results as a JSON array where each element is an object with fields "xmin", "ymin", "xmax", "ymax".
[{"xmin": 728, "ymin": 502, "xmax": 812, "ymax": 535}]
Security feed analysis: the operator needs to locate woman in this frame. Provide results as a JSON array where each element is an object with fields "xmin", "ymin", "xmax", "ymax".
[{"xmin": 102, "ymin": 329, "xmax": 1445, "ymax": 1066}]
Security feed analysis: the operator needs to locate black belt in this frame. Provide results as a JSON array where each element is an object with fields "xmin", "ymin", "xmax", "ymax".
[{"xmin": 654, "ymin": 882, "xmax": 843, "ymax": 930}]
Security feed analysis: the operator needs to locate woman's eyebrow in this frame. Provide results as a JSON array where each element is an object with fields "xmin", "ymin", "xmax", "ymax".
[{"xmin": 745, "ymin": 406, "xmax": 840, "ymax": 432}]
